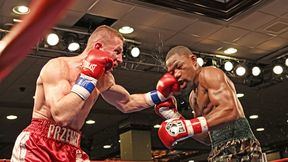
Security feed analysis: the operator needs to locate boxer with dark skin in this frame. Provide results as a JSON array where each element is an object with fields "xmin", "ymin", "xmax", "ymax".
[{"xmin": 155, "ymin": 46, "xmax": 265, "ymax": 162}]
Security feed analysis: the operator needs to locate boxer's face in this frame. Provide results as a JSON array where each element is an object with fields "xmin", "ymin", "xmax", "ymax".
[
  {"xmin": 166, "ymin": 54, "xmax": 197, "ymax": 89},
  {"xmin": 102, "ymin": 37, "xmax": 124, "ymax": 69}
]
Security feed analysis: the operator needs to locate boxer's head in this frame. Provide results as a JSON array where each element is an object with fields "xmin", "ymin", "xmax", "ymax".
[
  {"xmin": 85, "ymin": 25, "xmax": 124, "ymax": 68},
  {"xmin": 165, "ymin": 46, "xmax": 200, "ymax": 89}
]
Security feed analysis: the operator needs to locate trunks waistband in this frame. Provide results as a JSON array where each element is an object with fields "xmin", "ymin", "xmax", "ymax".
[
  {"xmin": 24, "ymin": 118, "xmax": 81, "ymax": 147},
  {"xmin": 209, "ymin": 118, "xmax": 256, "ymax": 147}
]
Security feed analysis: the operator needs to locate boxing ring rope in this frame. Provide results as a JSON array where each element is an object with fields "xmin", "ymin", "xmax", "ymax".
[{"xmin": 0, "ymin": 0, "xmax": 75, "ymax": 81}]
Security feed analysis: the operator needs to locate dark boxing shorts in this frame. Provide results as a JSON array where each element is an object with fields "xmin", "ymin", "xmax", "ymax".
[
  {"xmin": 11, "ymin": 118, "xmax": 90, "ymax": 162},
  {"xmin": 208, "ymin": 118, "xmax": 266, "ymax": 162}
]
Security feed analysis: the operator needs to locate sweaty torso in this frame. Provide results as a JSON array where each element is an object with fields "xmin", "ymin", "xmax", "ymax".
[
  {"xmin": 189, "ymin": 67, "xmax": 245, "ymax": 125},
  {"xmin": 32, "ymin": 57, "xmax": 114, "ymax": 130},
  {"xmin": 190, "ymin": 84, "xmax": 216, "ymax": 117}
]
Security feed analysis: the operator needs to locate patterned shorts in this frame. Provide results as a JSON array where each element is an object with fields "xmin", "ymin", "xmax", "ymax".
[{"xmin": 208, "ymin": 138, "xmax": 266, "ymax": 162}]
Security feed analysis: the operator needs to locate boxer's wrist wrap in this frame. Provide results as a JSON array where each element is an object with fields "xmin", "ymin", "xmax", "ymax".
[
  {"xmin": 186, "ymin": 116, "xmax": 209, "ymax": 135},
  {"xmin": 71, "ymin": 74, "xmax": 97, "ymax": 100},
  {"xmin": 145, "ymin": 90, "xmax": 166, "ymax": 106}
]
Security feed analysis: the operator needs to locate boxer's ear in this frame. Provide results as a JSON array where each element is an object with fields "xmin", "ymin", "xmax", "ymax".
[
  {"xmin": 189, "ymin": 55, "xmax": 197, "ymax": 62},
  {"xmin": 94, "ymin": 43, "xmax": 102, "ymax": 49}
]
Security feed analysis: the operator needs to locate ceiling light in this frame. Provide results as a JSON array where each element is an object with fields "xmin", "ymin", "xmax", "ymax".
[
  {"xmin": 66, "ymin": 33, "xmax": 80, "ymax": 52},
  {"xmin": 256, "ymin": 128, "xmax": 264, "ymax": 132},
  {"xmin": 130, "ymin": 46, "xmax": 140, "ymax": 57},
  {"xmin": 197, "ymin": 57, "xmax": 204, "ymax": 66},
  {"xmin": 249, "ymin": 115, "xmax": 258, "ymax": 119},
  {"xmin": 6, "ymin": 115, "xmax": 17, "ymax": 120},
  {"xmin": 252, "ymin": 66, "xmax": 261, "ymax": 76},
  {"xmin": 188, "ymin": 160, "xmax": 195, "ymax": 162},
  {"xmin": 154, "ymin": 124, "xmax": 161, "ymax": 128},
  {"xmin": 224, "ymin": 48, "xmax": 237, "ymax": 54},
  {"xmin": 46, "ymin": 33, "xmax": 59, "ymax": 46},
  {"xmin": 224, "ymin": 61, "xmax": 233, "ymax": 71},
  {"xmin": 12, "ymin": 5, "xmax": 30, "ymax": 15},
  {"xmin": 285, "ymin": 58, "xmax": 288, "ymax": 67},
  {"xmin": 119, "ymin": 26, "xmax": 134, "ymax": 34},
  {"xmin": 273, "ymin": 65, "xmax": 283, "ymax": 75},
  {"xmin": 68, "ymin": 42, "xmax": 80, "ymax": 52},
  {"xmin": 85, "ymin": 120, "xmax": 95, "ymax": 124},
  {"xmin": 236, "ymin": 93, "xmax": 244, "ymax": 98},
  {"xmin": 13, "ymin": 19, "xmax": 22, "ymax": 23},
  {"xmin": 103, "ymin": 145, "xmax": 111, "ymax": 149},
  {"xmin": 235, "ymin": 66, "xmax": 246, "ymax": 76}
]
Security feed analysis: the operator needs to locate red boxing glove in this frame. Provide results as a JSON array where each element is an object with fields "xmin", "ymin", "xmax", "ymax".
[
  {"xmin": 71, "ymin": 48, "xmax": 113, "ymax": 100},
  {"xmin": 154, "ymin": 97, "xmax": 183, "ymax": 120},
  {"xmin": 157, "ymin": 73, "xmax": 180, "ymax": 98},
  {"xmin": 158, "ymin": 117, "xmax": 208, "ymax": 149},
  {"xmin": 81, "ymin": 48, "xmax": 113, "ymax": 79},
  {"xmin": 145, "ymin": 73, "xmax": 180, "ymax": 106}
]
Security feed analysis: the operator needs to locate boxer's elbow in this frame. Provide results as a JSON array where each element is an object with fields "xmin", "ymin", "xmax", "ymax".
[
  {"xmin": 53, "ymin": 116, "xmax": 72, "ymax": 126},
  {"xmin": 51, "ymin": 110, "xmax": 72, "ymax": 126},
  {"xmin": 116, "ymin": 103, "xmax": 132, "ymax": 113},
  {"xmin": 116, "ymin": 102, "xmax": 145, "ymax": 113},
  {"xmin": 222, "ymin": 106, "xmax": 238, "ymax": 122}
]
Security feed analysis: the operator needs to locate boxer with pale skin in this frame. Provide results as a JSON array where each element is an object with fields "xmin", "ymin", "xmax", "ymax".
[
  {"xmin": 155, "ymin": 46, "xmax": 265, "ymax": 162},
  {"xmin": 11, "ymin": 25, "xmax": 179, "ymax": 162}
]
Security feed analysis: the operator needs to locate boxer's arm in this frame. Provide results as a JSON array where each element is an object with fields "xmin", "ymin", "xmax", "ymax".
[
  {"xmin": 101, "ymin": 73, "xmax": 179, "ymax": 113},
  {"xmin": 41, "ymin": 59, "xmax": 88, "ymax": 125},
  {"xmin": 201, "ymin": 67, "xmax": 238, "ymax": 127},
  {"xmin": 190, "ymin": 104, "xmax": 211, "ymax": 145},
  {"xmin": 101, "ymin": 84, "xmax": 151, "ymax": 113}
]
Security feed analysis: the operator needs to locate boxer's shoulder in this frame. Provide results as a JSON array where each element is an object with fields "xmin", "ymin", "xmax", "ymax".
[
  {"xmin": 40, "ymin": 57, "xmax": 70, "ymax": 81},
  {"xmin": 199, "ymin": 66, "xmax": 225, "ymax": 86},
  {"xmin": 202, "ymin": 66, "xmax": 224, "ymax": 76}
]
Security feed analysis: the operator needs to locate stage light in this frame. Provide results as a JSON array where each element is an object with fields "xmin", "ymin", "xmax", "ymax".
[
  {"xmin": 197, "ymin": 57, "xmax": 204, "ymax": 66},
  {"xmin": 224, "ymin": 61, "xmax": 233, "ymax": 71},
  {"xmin": 86, "ymin": 120, "xmax": 95, "ymax": 124},
  {"xmin": 103, "ymin": 145, "xmax": 112, "ymax": 149},
  {"xmin": 68, "ymin": 42, "xmax": 80, "ymax": 52},
  {"xmin": 249, "ymin": 115, "xmax": 258, "ymax": 119},
  {"xmin": 153, "ymin": 124, "xmax": 161, "ymax": 128},
  {"xmin": 66, "ymin": 33, "xmax": 80, "ymax": 52},
  {"xmin": 252, "ymin": 66, "xmax": 261, "ymax": 76},
  {"xmin": 130, "ymin": 46, "xmax": 140, "ymax": 58},
  {"xmin": 273, "ymin": 65, "xmax": 283, "ymax": 75},
  {"xmin": 119, "ymin": 26, "xmax": 134, "ymax": 34},
  {"xmin": 235, "ymin": 65, "xmax": 246, "ymax": 76},
  {"xmin": 46, "ymin": 33, "xmax": 59, "ymax": 46},
  {"xmin": 236, "ymin": 93, "xmax": 244, "ymax": 98},
  {"xmin": 12, "ymin": 5, "xmax": 30, "ymax": 15},
  {"xmin": 285, "ymin": 58, "xmax": 288, "ymax": 67},
  {"xmin": 256, "ymin": 128, "xmax": 265, "ymax": 132},
  {"xmin": 224, "ymin": 48, "xmax": 237, "ymax": 54},
  {"xmin": 6, "ymin": 115, "xmax": 17, "ymax": 120}
]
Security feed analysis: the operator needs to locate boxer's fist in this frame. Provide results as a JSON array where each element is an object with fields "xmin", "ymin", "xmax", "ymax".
[
  {"xmin": 158, "ymin": 117, "xmax": 209, "ymax": 149},
  {"xmin": 158, "ymin": 118, "xmax": 190, "ymax": 149},
  {"xmin": 156, "ymin": 73, "xmax": 180, "ymax": 98},
  {"xmin": 71, "ymin": 48, "xmax": 113, "ymax": 100},
  {"xmin": 145, "ymin": 73, "xmax": 179, "ymax": 106},
  {"xmin": 81, "ymin": 48, "xmax": 113, "ymax": 79},
  {"xmin": 154, "ymin": 97, "xmax": 183, "ymax": 120}
]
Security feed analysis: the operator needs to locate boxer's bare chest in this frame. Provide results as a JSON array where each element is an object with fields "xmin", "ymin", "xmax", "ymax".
[{"xmin": 189, "ymin": 85, "xmax": 211, "ymax": 116}]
